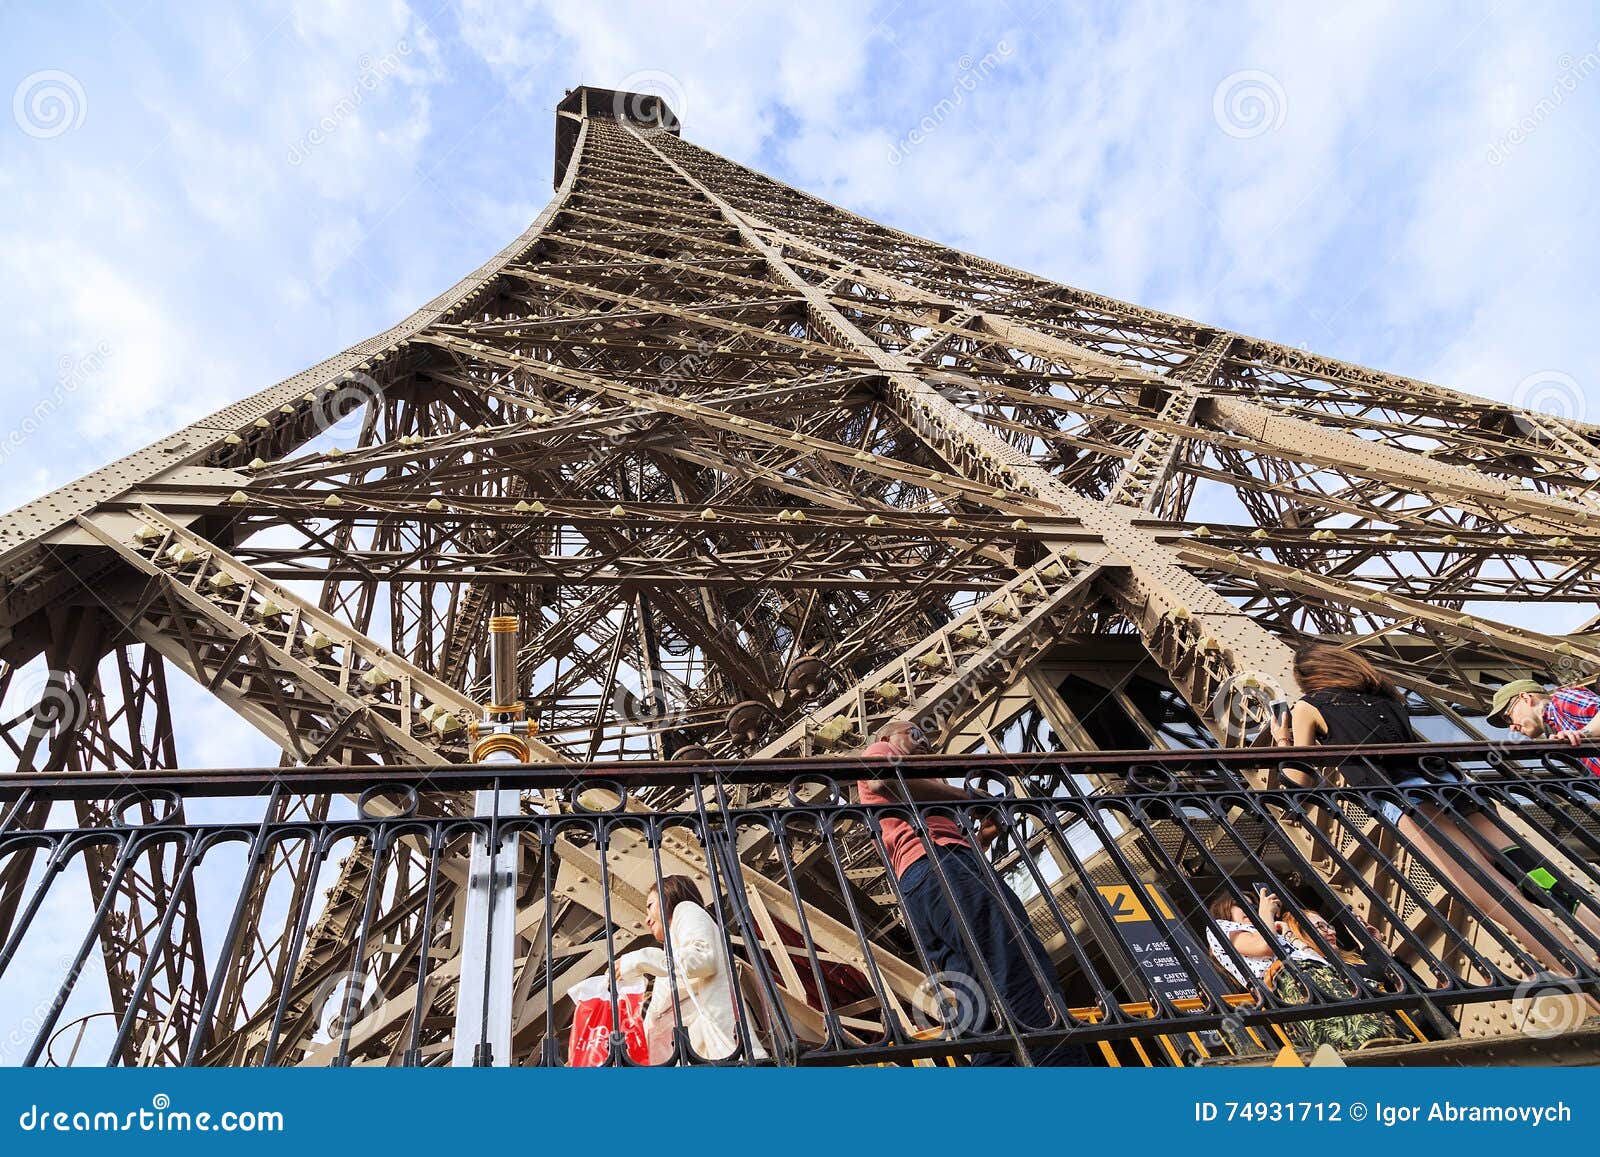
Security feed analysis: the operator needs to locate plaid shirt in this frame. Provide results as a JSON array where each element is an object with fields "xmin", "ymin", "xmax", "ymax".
[{"xmin": 1543, "ymin": 686, "xmax": 1600, "ymax": 774}]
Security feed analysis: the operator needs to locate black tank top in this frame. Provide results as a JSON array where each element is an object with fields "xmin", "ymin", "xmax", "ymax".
[{"xmin": 1301, "ymin": 689, "xmax": 1419, "ymax": 786}]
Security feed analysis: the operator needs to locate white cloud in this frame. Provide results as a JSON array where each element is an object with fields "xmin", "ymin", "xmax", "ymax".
[
  {"xmin": 0, "ymin": 229, "xmax": 229, "ymax": 451},
  {"xmin": 455, "ymin": 0, "xmax": 877, "ymax": 159},
  {"xmin": 0, "ymin": 2, "xmax": 453, "ymax": 493}
]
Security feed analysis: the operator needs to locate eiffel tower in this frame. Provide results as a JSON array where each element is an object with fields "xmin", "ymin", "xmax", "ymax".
[{"xmin": 3, "ymin": 86, "xmax": 1598, "ymax": 1067}]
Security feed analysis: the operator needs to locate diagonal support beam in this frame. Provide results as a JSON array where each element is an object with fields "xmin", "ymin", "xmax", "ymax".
[
  {"xmin": 1179, "ymin": 540, "xmax": 1600, "ymax": 670},
  {"xmin": 1202, "ymin": 395, "xmax": 1599, "ymax": 535},
  {"xmin": 73, "ymin": 507, "xmax": 564, "ymax": 764},
  {"xmin": 754, "ymin": 545, "xmax": 1103, "ymax": 756},
  {"xmin": 627, "ymin": 121, "xmax": 1298, "ymax": 735},
  {"xmin": 751, "ymin": 215, "xmax": 1600, "ymax": 533},
  {"xmin": 1105, "ymin": 332, "xmax": 1232, "ymax": 512}
]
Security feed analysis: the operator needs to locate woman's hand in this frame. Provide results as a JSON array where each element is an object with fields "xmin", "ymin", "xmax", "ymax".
[
  {"xmin": 1272, "ymin": 920, "xmax": 1303, "ymax": 945},
  {"xmin": 1257, "ymin": 889, "xmax": 1282, "ymax": 922}
]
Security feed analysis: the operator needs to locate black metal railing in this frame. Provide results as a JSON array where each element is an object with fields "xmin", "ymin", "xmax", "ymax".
[{"xmin": 1, "ymin": 741, "xmax": 1597, "ymax": 1066}]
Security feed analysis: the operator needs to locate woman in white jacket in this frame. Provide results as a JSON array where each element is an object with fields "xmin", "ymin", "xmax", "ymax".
[{"xmin": 617, "ymin": 875, "xmax": 767, "ymax": 1064}]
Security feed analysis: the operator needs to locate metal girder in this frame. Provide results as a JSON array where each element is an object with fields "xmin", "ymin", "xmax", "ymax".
[
  {"xmin": 1105, "ymin": 332, "xmax": 1231, "ymax": 513},
  {"xmin": 64, "ymin": 641, "xmax": 207, "ymax": 1067},
  {"xmin": 752, "ymin": 546, "xmax": 1103, "ymax": 756},
  {"xmin": 1178, "ymin": 541, "xmax": 1600, "ymax": 669},
  {"xmin": 0, "ymin": 623, "xmax": 207, "ymax": 1066},
  {"xmin": 72, "ymin": 507, "xmax": 562, "ymax": 765},
  {"xmin": 625, "ymin": 118, "xmax": 1298, "ymax": 736},
  {"xmin": 724, "ymin": 210, "xmax": 1598, "ymax": 542},
  {"xmin": 0, "ymin": 119, "xmax": 593, "ymax": 632},
  {"xmin": 1202, "ymin": 395, "xmax": 1599, "ymax": 534},
  {"xmin": 656, "ymin": 124, "xmax": 1600, "ymax": 461}
]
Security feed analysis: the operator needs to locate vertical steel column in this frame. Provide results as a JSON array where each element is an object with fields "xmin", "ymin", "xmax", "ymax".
[
  {"xmin": 452, "ymin": 762, "xmax": 521, "ymax": 1067},
  {"xmin": 453, "ymin": 614, "xmax": 533, "ymax": 1066}
]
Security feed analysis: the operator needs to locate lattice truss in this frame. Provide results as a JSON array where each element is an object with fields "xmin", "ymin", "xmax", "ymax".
[{"xmin": 3, "ymin": 87, "xmax": 1599, "ymax": 1065}]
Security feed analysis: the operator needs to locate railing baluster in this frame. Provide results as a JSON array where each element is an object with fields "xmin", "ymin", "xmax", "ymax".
[{"xmin": 1, "ymin": 742, "xmax": 1596, "ymax": 1067}]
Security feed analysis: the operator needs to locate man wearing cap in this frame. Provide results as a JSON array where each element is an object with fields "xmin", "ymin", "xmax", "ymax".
[
  {"xmin": 1487, "ymin": 678, "xmax": 1600, "ymax": 774},
  {"xmin": 856, "ymin": 721, "xmax": 1090, "ymax": 1066}
]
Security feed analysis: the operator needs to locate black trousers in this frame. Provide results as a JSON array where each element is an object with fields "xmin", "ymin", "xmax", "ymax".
[{"xmin": 898, "ymin": 843, "xmax": 1091, "ymax": 1066}]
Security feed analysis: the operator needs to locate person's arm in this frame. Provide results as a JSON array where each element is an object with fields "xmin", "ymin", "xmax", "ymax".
[
  {"xmin": 1290, "ymin": 699, "xmax": 1325, "ymax": 746},
  {"xmin": 1271, "ymin": 703, "xmax": 1293, "ymax": 746},
  {"xmin": 861, "ymin": 775, "xmax": 973, "ymax": 803},
  {"xmin": 861, "ymin": 765, "xmax": 999, "ymax": 843},
  {"xmin": 864, "ymin": 773, "xmax": 1001, "ymax": 844},
  {"xmin": 1551, "ymin": 690, "xmax": 1600, "ymax": 744},
  {"xmin": 616, "ymin": 946, "xmax": 670, "ymax": 981},
  {"xmin": 1270, "ymin": 700, "xmax": 1326, "ymax": 786},
  {"xmin": 1225, "ymin": 927, "xmax": 1274, "ymax": 958}
]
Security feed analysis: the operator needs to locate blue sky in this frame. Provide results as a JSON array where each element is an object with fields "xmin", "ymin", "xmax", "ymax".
[{"xmin": 1, "ymin": 0, "xmax": 1599, "ymax": 771}]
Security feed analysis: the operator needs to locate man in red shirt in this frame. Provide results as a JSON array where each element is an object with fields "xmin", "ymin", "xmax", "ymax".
[
  {"xmin": 1490, "ymin": 679, "xmax": 1600, "ymax": 775},
  {"xmin": 857, "ymin": 721, "xmax": 1089, "ymax": 1066}
]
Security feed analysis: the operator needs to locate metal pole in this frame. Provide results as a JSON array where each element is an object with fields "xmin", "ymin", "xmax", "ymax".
[{"xmin": 453, "ymin": 613, "xmax": 533, "ymax": 1067}]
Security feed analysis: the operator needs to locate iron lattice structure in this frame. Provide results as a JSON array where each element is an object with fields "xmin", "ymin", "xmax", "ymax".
[{"xmin": 2, "ymin": 86, "xmax": 1599, "ymax": 1065}]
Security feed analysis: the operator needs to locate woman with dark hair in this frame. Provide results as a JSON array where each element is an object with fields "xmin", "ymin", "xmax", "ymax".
[
  {"xmin": 1203, "ymin": 886, "xmax": 1404, "ymax": 1051},
  {"xmin": 616, "ymin": 875, "xmax": 767, "ymax": 1063},
  {"xmin": 1275, "ymin": 644, "xmax": 1600, "ymax": 980},
  {"xmin": 1275, "ymin": 645, "xmax": 1413, "ymax": 768}
]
